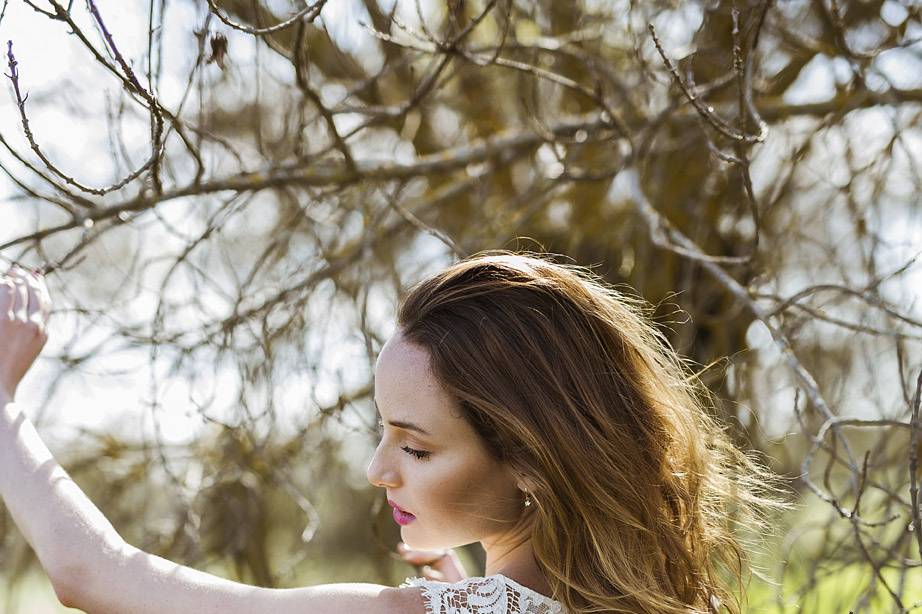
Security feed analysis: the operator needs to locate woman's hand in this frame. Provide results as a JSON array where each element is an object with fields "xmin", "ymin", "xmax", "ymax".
[
  {"xmin": 0, "ymin": 265, "xmax": 52, "ymax": 401},
  {"xmin": 396, "ymin": 541, "xmax": 468, "ymax": 582}
]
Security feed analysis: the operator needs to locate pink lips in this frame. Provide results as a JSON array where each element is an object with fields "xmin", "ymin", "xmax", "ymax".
[{"xmin": 388, "ymin": 499, "xmax": 416, "ymax": 525}]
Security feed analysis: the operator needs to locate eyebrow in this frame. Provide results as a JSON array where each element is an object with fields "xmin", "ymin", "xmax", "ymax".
[{"xmin": 374, "ymin": 399, "xmax": 433, "ymax": 437}]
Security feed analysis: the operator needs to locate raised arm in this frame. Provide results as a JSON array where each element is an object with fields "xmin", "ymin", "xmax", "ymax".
[{"xmin": 0, "ymin": 267, "xmax": 425, "ymax": 614}]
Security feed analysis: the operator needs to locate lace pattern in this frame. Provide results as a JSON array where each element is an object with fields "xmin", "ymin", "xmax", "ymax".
[{"xmin": 400, "ymin": 574, "xmax": 565, "ymax": 614}]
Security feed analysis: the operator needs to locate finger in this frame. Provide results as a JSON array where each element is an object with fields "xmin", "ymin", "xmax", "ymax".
[
  {"xmin": 12, "ymin": 272, "xmax": 29, "ymax": 321},
  {"xmin": 23, "ymin": 270, "xmax": 47, "ymax": 310},
  {"xmin": 436, "ymin": 550, "xmax": 467, "ymax": 582},
  {"xmin": 398, "ymin": 542, "xmax": 443, "ymax": 556},
  {"xmin": 34, "ymin": 271, "xmax": 52, "ymax": 320},
  {"xmin": 402, "ymin": 552, "xmax": 434, "ymax": 564},
  {"xmin": 24, "ymin": 274, "xmax": 47, "ymax": 330},
  {"xmin": 421, "ymin": 566, "xmax": 445, "ymax": 581},
  {"xmin": 400, "ymin": 548, "xmax": 447, "ymax": 565},
  {"xmin": 0, "ymin": 277, "xmax": 15, "ymax": 318}
]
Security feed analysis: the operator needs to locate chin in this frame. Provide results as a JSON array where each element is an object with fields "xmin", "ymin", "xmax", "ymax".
[
  {"xmin": 402, "ymin": 535, "xmax": 438, "ymax": 551},
  {"xmin": 404, "ymin": 532, "xmax": 470, "ymax": 552}
]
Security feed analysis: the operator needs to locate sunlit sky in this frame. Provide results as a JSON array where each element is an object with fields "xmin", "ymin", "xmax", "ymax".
[{"xmin": 1, "ymin": 2, "xmax": 920, "ymax": 460}]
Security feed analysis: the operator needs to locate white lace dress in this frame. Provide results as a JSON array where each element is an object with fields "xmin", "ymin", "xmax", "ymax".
[{"xmin": 400, "ymin": 573, "xmax": 565, "ymax": 614}]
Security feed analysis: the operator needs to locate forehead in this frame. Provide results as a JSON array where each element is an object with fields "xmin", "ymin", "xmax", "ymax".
[{"xmin": 374, "ymin": 332, "xmax": 461, "ymax": 428}]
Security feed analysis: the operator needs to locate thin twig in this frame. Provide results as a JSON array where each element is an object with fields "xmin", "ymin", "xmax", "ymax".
[
  {"xmin": 648, "ymin": 23, "xmax": 766, "ymax": 144},
  {"xmin": 205, "ymin": 0, "xmax": 326, "ymax": 36},
  {"xmin": 4, "ymin": 41, "xmax": 154, "ymax": 196},
  {"xmin": 86, "ymin": 0, "xmax": 164, "ymax": 194},
  {"xmin": 909, "ymin": 370, "xmax": 922, "ymax": 562}
]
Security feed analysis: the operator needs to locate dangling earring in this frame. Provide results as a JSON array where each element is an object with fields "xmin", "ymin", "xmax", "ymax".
[{"xmin": 523, "ymin": 489, "xmax": 532, "ymax": 507}]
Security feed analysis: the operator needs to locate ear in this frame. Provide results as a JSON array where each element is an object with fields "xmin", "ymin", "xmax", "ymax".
[
  {"xmin": 503, "ymin": 464, "xmax": 535, "ymax": 492},
  {"xmin": 515, "ymin": 478, "xmax": 537, "ymax": 493}
]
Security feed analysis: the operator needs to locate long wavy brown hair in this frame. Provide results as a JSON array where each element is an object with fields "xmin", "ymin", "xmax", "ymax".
[{"xmin": 395, "ymin": 250, "xmax": 786, "ymax": 613}]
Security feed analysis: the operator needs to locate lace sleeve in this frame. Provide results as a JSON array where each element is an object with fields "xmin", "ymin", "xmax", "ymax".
[
  {"xmin": 399, "ymin": 575, "xmax": 564, "ymax": 614},
  {"xmin": 400, "ymin": 575, "xmax": 508, "ymax": 614}
]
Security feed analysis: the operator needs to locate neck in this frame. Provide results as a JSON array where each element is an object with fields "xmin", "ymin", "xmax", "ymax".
[{"xmin": 481, "ymin": 522, "xmax": 552, "ymax": 598}]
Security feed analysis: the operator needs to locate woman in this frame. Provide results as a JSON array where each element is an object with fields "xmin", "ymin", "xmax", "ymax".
[{"xmin": 0, "ymin": 252, "xmax": 781, "ymax": 613}]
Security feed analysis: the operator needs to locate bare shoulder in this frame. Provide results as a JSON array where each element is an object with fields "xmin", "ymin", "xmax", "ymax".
[
  {"xmin": 259, "ymin": 582, "xmax": 427, "ymax": 614},
  {"xmin": 382, "ymin": 583, "xmax": 428, "ymax": 614},
  {"xmin": 142, "ymin": 581, "xmax": 430, "ymax": 614}
]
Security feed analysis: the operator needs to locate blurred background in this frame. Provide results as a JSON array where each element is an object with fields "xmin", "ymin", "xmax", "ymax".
[{"xmin": 0, "ymin": 0, "xmax": 920, "ymax": 611}]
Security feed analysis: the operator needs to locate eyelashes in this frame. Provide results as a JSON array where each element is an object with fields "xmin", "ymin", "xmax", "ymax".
[
  {"xmin": 375, "ymin": 418, "xmax": 431, "ymax": 461},
  {"xmin": 401, "ymin": 445, "xmax": 431, "ymax": 460}
]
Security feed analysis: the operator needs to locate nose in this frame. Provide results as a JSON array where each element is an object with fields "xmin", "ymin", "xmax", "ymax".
[{"xmin": 366, "ymin": 442, "xmax": 399, "ymax": 488}]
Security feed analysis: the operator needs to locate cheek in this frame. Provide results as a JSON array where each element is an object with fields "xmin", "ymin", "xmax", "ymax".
[
  {"xmin": 411, "ymin": 455, "xmax": 474, "ymax": 512},
  {"xmin": 418, "ymin": 454, "xmax": 518, "ymax": 521}
]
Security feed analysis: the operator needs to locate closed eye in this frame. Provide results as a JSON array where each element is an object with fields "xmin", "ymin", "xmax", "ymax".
[
  {"xmin": 376, "ymin": 418, "xmax": 431, "ymax": 460},
  {"xmin": 401, "ymin": 445, "xmax": 431, "ymax": 460}
]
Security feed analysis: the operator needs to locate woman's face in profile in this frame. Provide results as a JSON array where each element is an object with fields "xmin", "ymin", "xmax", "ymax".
[{"xmin": 366, "ymin": 330, "xmax": 524, "ymax": 551}]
